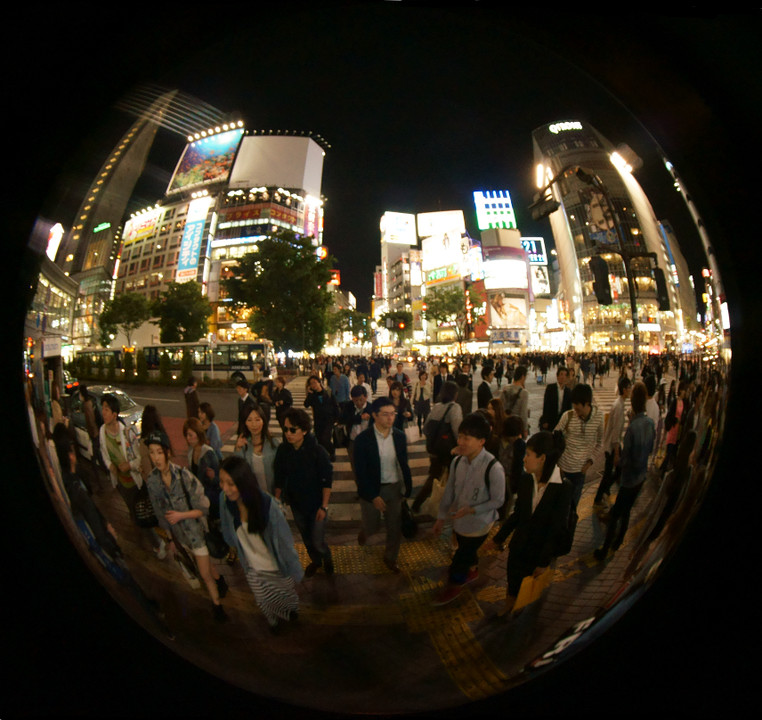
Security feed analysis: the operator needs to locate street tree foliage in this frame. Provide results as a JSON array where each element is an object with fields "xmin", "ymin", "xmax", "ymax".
[
  {"xmin": 151, "ymin": 281, "xmax": 211, "ymax": 343},
  {"xmin": 98, "ymin": 292, "xmax": 151, "ymax": 347},
  {"xmin": 423, "ymin": 285, "xmax": 484, "ymax": 350},
  {"xmin": 327, "ymin": 308, "xmax": 371, "ymax": 340},
  {"xmin": 224, "ymin": 230, "xmax": 334, "ymax": 354}
]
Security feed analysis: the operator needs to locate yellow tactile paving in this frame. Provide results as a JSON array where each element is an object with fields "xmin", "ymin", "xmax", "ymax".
[{"xmin": 429, "ymin": 620, "xmax": 510, "ymax": 700}]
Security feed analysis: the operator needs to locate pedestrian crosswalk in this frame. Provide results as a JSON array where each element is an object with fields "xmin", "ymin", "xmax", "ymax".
[{"xmin": 220, "ymin": 369, "xmax": 629, "ymax": 526}]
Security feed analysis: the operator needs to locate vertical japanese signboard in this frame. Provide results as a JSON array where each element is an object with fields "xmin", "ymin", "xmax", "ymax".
[{"xmin": 175, "ymin": 196, "xmax": 212, "ymax": 283}]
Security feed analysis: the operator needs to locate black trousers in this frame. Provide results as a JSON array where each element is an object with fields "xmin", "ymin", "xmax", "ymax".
[
  {"xmin": 449, "ymin": 532, "xmax": 487, "ymax": 584},
  {"xmin": 601, "ymin": 482, "xmax": 643, "ymax": 553}
]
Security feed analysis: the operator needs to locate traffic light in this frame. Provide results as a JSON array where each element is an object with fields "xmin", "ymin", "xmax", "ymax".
[
  {"xmin": 529, "ymin": 196, "xmax": 561, "ymax": 221},
  {"xmin": 653, "ymin": 267, "xmax": 670, "ymax": 311},
  {"xmin": 588, "ymin": 255, "xmax": 612, "ymax": 305}
]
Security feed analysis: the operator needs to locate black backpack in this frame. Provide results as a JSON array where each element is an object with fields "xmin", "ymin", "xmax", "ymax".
[{"xmin": 425, "ymin": 403, "xmax": 457, "ymax": 460}]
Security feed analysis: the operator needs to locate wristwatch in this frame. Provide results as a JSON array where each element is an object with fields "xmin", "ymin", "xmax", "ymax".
[{"xmin": 320, "ymin": 506, "xmax": 329, "ymax": 513}]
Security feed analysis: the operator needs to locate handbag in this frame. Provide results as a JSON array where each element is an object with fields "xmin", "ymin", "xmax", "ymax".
[
  {"xmin": 178, "ymin": 470, "xmax": 229, "ymax": 559},
  {"xmin": 133, "ymin": 484, "xmax": 158, "ymax": 528},
  {"xmin": 400, "ymin": 499, "xmax": 418, "ymax": 539},
  {"xmin": 332, "ymin": 422, "xmax": 348, "ymax": 449},
  {"xmin": 513, "ymin": 566, "xmax": 554, "ymax": 614}
]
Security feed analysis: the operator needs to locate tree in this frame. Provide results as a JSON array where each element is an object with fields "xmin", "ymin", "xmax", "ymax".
[
  {"xmin": 327, "ymin": 308, "xmax": 371, "ymax": 342},
  {"xmin": 98, "ymin": 292, "xmax": 151, "ymax": 348},
  {"xmin": 423, "ymin": 285, "xmax": 484, "ymax": 351},
  {"xmin": 379, "ymin": 310, "xmax": 413, "ymax": 344},
  {"xmin": 224, "ymin": 230, "xmax": 334, "ymax": 354},
  {"xmin": 151, "ymin": 281, "xmax": 212, "ymax": 343}
]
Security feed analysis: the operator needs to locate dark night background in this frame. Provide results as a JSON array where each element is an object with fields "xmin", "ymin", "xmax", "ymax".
[{"xmin": 6, "ymin": 5, "xmax": 759, "ymax": 718}]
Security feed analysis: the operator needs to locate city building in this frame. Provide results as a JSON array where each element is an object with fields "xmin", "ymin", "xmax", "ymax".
[
  {"xmin": 117, "ymin": 128, "xmax": 328, "ymax": 344},
  {"xmin": 531, "ymin": 120, "xmax": 689, "ymax": 353}
]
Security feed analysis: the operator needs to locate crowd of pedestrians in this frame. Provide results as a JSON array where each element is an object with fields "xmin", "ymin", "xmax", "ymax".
[{"xmin": 27, "ymin": 346, "xmax": 725, "ymax": 634}]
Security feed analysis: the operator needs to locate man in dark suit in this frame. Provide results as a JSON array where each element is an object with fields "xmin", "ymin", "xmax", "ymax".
[
  {"xmin": 340, "ymin": 384, "xmax": 372, "ymax": 473},
  {"xmin": 540, "ymin": 366, "xmax": 571, "ymax": 431},
  {"xmin": 477, "ymin": 366, "xmax": 495, "ymax": 409},
  {"xmin": 235, "ymin": 379, "xmax": 258, "ymax": 446},
  {"xmin": 433, "ymin": 362, "xmax": 454, "ymax": 402},
  {"xmin": 353, "ymin": 397, "xmax": 413, "ymax": 573}
]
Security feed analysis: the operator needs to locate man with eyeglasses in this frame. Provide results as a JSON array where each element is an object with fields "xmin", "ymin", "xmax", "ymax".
[
  {"xmin": 352, "ymin": 397, "xmax": 413, "ymax": 573},
  {"xmin": 273, "ymin": 408, "xmax": 334, "ymax": 577}
]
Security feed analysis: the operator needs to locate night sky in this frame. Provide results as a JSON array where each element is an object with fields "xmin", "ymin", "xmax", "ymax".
[
  {"xmin": 26, "ymin": 6, "xmax": 737, "ymax": 314},
  {"xmin": 8, "ymin": 6, "xmax": 761, "ymax": 718}
]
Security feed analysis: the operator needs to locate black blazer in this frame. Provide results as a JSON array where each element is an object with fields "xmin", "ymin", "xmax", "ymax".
[
  {"xmin": 353, "ymin": 426, "xmax": 413, "ymax": 501},
  {"xmin": 433, "ymin": 373, "xmax": 454, "ymax": 402},
  {"xmin": 494, "ymin": 471, "xmax": 572, "ymax": 568},
  {"xmin": 540, "ymin": 383, "xmax": 571, "ymax": 431},
  {"xmin": 477, "ymin": 380, "xmax": 493, "ymax": 409}
]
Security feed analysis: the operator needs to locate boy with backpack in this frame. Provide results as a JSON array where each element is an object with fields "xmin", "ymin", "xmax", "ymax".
[
  {"xmin": 501, "ymin": 365, "xmax": 529, "ymax": 436},
  {"xmin": 432, "ymin": 412, "xmax": 506, "ymax": 605}
]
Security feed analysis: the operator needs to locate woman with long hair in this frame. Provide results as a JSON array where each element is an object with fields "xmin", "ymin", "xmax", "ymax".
[
  {"xmin": 219, "ymin": 455, "xmax": 303, "ymax": 633},
  {"xmin": 184, "ymin": 416, "xmax": 222, "ymax": 522},
  {"xmin": 144, "ymin": 431, "xmax": 228, "ymax": 623},
  {"xmin": 235, "ymin": 404, "xmax": 280, "ymax": 494},
  {"xmin": 388, "ymin": 380, "xmax": 412, "ymax": 432},
  {"xmin": 486, "ymin": 430, "xmax": 572, "ymax": 617}
]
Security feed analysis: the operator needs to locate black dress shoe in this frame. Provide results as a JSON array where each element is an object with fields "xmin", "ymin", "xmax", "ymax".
[
  {"xmin": 357, "ymin": 531, "xmax": 366, "ymax": 546},
  {"xmin": 383, "ymin": 558, "xmax": 401, "ymax": 574}
]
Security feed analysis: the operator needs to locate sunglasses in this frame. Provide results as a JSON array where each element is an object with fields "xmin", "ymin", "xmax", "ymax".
[{"xmin": 284, "ymin": 425, "xmax": 302, "ymax": 433}]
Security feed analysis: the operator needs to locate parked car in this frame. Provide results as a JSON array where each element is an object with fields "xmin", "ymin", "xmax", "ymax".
[
  {"xmin": 69, "ymin": 385, "xmax": 144, "ymax": 461},
  {"xmin": 62, "ymin": 369, "xmax": 80, "ymax": 395}
]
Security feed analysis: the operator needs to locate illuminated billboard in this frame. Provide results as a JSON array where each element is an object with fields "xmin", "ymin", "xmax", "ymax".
[
  {"xmin": 482, "ymin": 246, "xmax": 530, "ymax": 291},
  {"xmin": 175, "ymin": 196, "xmax": 213, "ymax": 283},
  {"xmin": 473, "ymin": 190, "xmax": 517, "ymax": 230},
  {"xmin": 380, "ymin": 211, "xmax": 416, "ymax": 246},
  {"xmin": 168, "ymin": 128, "xmax": 244, "ymax": 193},
  {"xmin": 228, "ymin": 135, "xmax": 324, "ymax": 198},
  {"xmin": 488, "ymin": 293, "xmax": 528, "ymax": 329},
  {"xmin": 418, "ymin": 210, "xmax": 468, "ymax": 273},
  {"xmin": 531, "ymin": 265, "xmax": 551, "ymax": 295},
  {"xmin": 122, "ymin": 207, "xmax": 162, "ymax": 247}
]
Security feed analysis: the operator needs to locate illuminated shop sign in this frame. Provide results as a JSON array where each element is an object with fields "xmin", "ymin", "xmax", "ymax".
[
  {"xmin": 520, "ymin": 237, "xmax": 547, "ymax": 265},
  {"xmin": 549, "ymin": 121, "xmax": 583, "ymax": 134},
  {"xmin": 482, "ymin": 246, "xmax": 530, "ymax": 291},
  {"xmin": 123, "ymin": 208, "xmax": 162, "ymax": 246},
  {"xmin": 473, "ymin": 190, "xmax": 517, "ymax": 230},
  {"xmin": 426, "ymin": 265, "xmax": 461, "ymax": 286}
]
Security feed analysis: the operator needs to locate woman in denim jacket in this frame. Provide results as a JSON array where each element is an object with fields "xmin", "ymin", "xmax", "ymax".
[
  {"xmin": 235, "ymin": 404, "xmax": 280, "ymax": 494},
  {"xmin": 145, "ymin": 431, "xmax": 228, "ymax": 623},
  {"xmin": 219, "ymin": 455, "xmax": 303, "ymax": 633}
]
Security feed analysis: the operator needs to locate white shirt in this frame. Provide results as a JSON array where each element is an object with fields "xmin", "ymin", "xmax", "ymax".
[
  {"xmin": 236, "ymin": 522, "xmax": 278, "ymax": 573},
  {"xmin": 374, "ymin": 425, "xmax": 401, "ymax": 484}
]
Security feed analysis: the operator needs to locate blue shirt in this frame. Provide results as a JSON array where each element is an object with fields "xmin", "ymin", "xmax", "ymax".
[
  {"xmin": 619, "ymin": 413, "xmax": 655, "ymax": 487},
  {"xmin": 329, "ymin": 373, "xmax": 351, "ymax": 403}
]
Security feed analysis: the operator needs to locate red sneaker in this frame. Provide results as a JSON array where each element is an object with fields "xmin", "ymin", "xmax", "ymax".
[
  {"xmin": 464, "ymin": 568, "xmax": 479, "ymax": 584},
  {"xmin": 432, "ymin": 583, "xmax": 464, "ymax": 606}
]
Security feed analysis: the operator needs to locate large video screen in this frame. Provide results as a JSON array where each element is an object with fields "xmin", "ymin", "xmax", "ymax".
[{"xmin": 168, "ymin": 128, "xmax": 244, "ymax": 193}]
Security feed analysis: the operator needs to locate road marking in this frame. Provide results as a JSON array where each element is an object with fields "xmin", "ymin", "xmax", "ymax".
[{"xmin": 129, "ymin": 396, "xmax": 182, "ymax": 403}]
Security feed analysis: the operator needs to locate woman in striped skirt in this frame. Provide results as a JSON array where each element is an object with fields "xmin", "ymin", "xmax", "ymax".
[{"xmin": 218, "ymin": 455, "xmax": 304, "ymax": 633}]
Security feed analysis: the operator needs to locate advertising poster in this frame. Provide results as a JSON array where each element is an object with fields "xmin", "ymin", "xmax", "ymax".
[
  {"xmin": 488, "ymin": 292, "xmax": 528, "ymax": 329},
  {"xmin": 168, "ymin": 128, "xmax": 244, "ymax": 193},
  {"xmin": 531, "ymin": 265, "xmax": 551, "ymax": 295}
]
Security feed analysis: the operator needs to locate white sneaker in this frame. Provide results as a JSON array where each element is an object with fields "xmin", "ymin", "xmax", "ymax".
[{"xmin": 155, "ymin": 539, "xmax": 167, "ymax": 560}]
